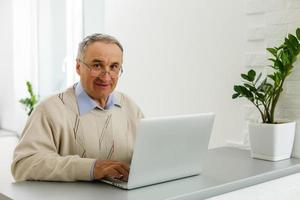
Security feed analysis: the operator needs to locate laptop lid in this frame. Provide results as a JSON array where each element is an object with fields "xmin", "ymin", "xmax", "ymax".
[{"xmin": 127, "ymin": 113, "xmax": 215, "ymax": 189}]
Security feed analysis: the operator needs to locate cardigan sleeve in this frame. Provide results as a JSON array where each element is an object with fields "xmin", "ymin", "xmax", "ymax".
[{"xmin": 11, "ymin": 105, "xmax": 96, "ymax": 182}]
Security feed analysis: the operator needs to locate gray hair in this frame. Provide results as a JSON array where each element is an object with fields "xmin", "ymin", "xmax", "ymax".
[{"xmin": 77, "ymin": 33, "xmax": 123, "ymax": 60}]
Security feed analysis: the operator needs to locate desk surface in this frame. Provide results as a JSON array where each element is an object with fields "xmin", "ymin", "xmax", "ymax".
[{"xmin": 1, "ymin": 135, "xmax": 300, "ymax": 200}]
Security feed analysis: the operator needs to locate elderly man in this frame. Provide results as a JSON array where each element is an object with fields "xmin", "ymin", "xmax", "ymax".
[{"xmin": 11, "ymin": 33, "xmax": 144, "ymax": 182}]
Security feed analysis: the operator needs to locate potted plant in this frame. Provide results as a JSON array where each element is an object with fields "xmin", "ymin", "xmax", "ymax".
[
  {"xmin": 232, "ymin": 28, "xmax": 300, "ymax": 161},
  {"xmin": 19, "ymin": 81, "xmax": 39, "ymax": 116}
]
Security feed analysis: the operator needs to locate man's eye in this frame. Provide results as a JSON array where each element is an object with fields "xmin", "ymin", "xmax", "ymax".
[
  {"xmin": 92, "ymin": 64, "xmax": 101, "ymax": 69},
  {"xmin": 110, "ymin": 65, "xmax": 119, "ymax": 70}
]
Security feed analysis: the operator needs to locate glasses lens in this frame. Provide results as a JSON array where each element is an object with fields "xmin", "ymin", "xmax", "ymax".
[
  {"xmin": 109, "ymin": 69, "xmax": 122, "ymax": 78},
  {"xmin": 110, "ymin": 71, "xmax": 117, "ymax": 78},
  {"xmin": 90, "ymin": 69, "xmax": 121, "ymax": 78},
  {"xmin": 90, "ymin": 69, "xmax": 100, "ymax": 76}
]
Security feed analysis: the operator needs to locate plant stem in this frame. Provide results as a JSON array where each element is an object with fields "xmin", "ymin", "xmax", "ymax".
[
  {"xmin": 270, "ymin": 77, "xmax": 286, "ymax": 123},
  {"xmin": 261, "ymin": 101, "xmax": 271, "ymax": 123},
  {"xmin": 251, "ymin": 101, "xmax": 266, "ymax": 123}
]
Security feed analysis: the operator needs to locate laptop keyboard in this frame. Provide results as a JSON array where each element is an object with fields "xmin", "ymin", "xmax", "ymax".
[{"xmin": 105, "ymin": 177, "xmax": 127, "ymax": 183}]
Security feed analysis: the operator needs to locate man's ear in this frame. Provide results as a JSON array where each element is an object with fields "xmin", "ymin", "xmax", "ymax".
[{"xmin": 76, "ymin": 59, "xmax": 81, "ymax": 75}]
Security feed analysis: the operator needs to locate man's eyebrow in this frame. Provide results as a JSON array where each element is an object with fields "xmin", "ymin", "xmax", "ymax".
[
  {"xmin": 111, "ymin": 62, "xmax": 120, "ymax": 65},
  {"xmin": 90, "ymin": 59, "xmax": 120, "ymax": 65},
  {"xmin": 91, "ymin": 59, "xmax": 103, "ymax": 63}
]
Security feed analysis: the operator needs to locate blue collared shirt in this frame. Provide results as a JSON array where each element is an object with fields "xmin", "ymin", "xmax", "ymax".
[{"xmin": 75, "ymin": 82, "xmax": 119, "ymax": 116}]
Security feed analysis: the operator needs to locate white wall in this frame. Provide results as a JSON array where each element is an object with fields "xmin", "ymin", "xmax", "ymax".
[
  {"xmin": 104, "ymin": 0, "xmax": 247, "ymax": 148},
  {"xmin": 12, "ymin": 0, "xmax": 39, "ymax": 134},
  {"xmin": 83, "ymin": 0, "xmax": 105, "ymax": 36},
  {"xmin": 0, "ymin": 0, "xmax": 15, "ymax": 131}
]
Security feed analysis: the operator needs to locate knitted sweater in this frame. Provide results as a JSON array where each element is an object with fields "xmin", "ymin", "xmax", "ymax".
[{"xmin": 11, "ymin": 87, "xmax": 144, "ymax": 181}]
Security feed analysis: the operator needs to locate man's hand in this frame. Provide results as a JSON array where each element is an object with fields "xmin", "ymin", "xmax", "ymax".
[{"xmin": 93, "ymin": 160, "xmax": 130, "ymax": 181}]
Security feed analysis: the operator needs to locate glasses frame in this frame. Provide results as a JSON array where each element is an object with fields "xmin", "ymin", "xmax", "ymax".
[{"xmin": 79, "ymin": 59, "xmax": 123, "ymax": 78}]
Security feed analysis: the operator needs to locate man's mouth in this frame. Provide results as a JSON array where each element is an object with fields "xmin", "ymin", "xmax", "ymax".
[{"xmin": 94, "ymin": 81, "xmax": 110, "ymax": 88}]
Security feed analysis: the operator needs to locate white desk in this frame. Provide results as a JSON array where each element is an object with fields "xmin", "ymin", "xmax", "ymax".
[{"xmin": 1, "ymin": 135, "xmax": 300, "ymax": 200}]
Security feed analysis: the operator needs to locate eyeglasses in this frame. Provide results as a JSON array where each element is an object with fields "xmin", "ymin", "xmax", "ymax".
[{"xmin": 79, "ymin": 59, "xmax": 123, "ymax": 78}]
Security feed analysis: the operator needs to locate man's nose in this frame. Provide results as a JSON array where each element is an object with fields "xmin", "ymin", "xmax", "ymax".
[{"xmin": 98, "ymin": 71, "xmax": 112, "ymax": 81}]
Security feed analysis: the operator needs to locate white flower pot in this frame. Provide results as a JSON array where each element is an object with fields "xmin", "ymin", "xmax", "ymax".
[
  {"xmin": 292, "ymin": 119, "xmax": 300, "ymax": 158},
  {"xmin": 248, "ymin": 121, "xmax": 296, "ymax": 161}
]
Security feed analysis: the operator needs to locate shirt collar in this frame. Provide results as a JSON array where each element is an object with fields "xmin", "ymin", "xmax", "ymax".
[{"xmin": 75, "ymin": 82, "xmax": 121, "ymax": 116}]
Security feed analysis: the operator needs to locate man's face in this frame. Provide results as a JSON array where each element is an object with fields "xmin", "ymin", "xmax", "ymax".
[{"xmin": 76, "ymin": 41, "xmax": 123, "ymax": 103}]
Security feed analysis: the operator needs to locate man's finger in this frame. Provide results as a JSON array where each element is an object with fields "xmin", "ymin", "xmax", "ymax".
[
  {"xmin": 103, "ymin": 167, "xmax": 122, "ymax": 179},
  {"xmin": 112, "ymin": 164, "xmax": 129, "ymax": 179},
  {"xmin": 118, "ymin": 162, "xmax": 130, "ymax": 172}
]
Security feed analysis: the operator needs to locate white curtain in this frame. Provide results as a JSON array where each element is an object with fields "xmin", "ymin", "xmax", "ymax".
[
  {"xmin": 12, "ymin": 0, "xmax": 38, "ymax": 134},
  {"xmin": 11, "ymin": 0, "xmax": 83, "ymax": 134},
  {"xmin": 64, "ymin": 0, "xmax": 83, "ymax": 86}
]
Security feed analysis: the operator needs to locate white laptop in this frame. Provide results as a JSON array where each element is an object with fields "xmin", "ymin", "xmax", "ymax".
[{"xmin": 101, "ymin": 113, "xmax": 215, "ymax": 189}]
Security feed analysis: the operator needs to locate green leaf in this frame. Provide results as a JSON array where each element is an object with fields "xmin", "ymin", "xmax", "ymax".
[
  {"xmin": 285, "ymin": 37, "xmax": 293, "ymax": 49},
  {"xmin": 235, "ymin": 86, "xmax": 252, "ymax": 98},
  {"xmin": 19, "ymin": 99, "xmax": 26, "ymax": 104},
  {"xmin": 285, "ymin": 37, "xmax": 297, "ymax": 56},
  {"xmin": 244, "ymin": 83, "xmax": 257, "ymax": 92},
  {"xmin": 267, "ymin": 74, "xmax": 275, "ymax": 81},
  {"xmin": 256, "ymin": 92, "xmax": 265, "ymax": 100},
  {"xmin": 240, "ymin": 86, "xmax": 248, "ymax": 95},
  {"xmin": 268, "ymin": 58, "xmax": 276, "ymax": 63},
  {"xmin": 265, "ymin": 83, "xmax": 273, "ymax": 88},
  {"xmin": 273, "ymin": 72, "xmax": 281, "ymax": 87},
  {"xmin": 232, "ymin": 93, "xmax": 239, "ymax": 99},
  {"xmin": 288, "ymin": 34, "xmax": 299, "ymax": 45},
  {"xmin": 296, "ymin": 28, "xmax": 300, "ymax": 40},
  {"xmin": 281, "ymin": 51, "xmax": 291, "ymax": 67},
  {"xmin": 286, "ymin": 45, "xmax": 295, "ymax": 57},
  {"xmin": 287, "ymin": 69, "xmax": 293, "ymax": 76},
  {"xmin": 267, "ymin": 48, "xmax": 277, "ymax": 57},
  {"xmin": 254, "ymin": 72, "xmax": 262, "ymax": 85},
  {"xmin": 241, "ymin": 74, "xmax": 250, "ymax": 81},
  {"xmin": 234, "ymin": 85, "xmax": 242, "ymax": 93},
  {"xmin": 274, "ymin": 59, "xmax": 284, "ymax": 72},
  {"xmin": 19, "ymin": 81, "xmax": 39, "ymax": 116},
  {"xmin": 26, "ymin": 81, "xmax": 33, "ymax": 95},
  {"xmin": 257, "ymin": 78, "xmax": 267, "ymax": 91},
  {"xmin": 278, "ymin": 44, "xmax": 286, "ymax": 50},
  {"xmin": 247, "ymin": 70, "xmax": 256, "ymax": 81}
]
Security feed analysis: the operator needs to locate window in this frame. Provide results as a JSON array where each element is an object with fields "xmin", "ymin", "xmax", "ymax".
[
  {"xmin": 13, "ymin": 0, "xmax": 83, "ymax": 100},
  {"xmin": 10, "ymin": 0, "xmax": 83, "ymax": 134}
]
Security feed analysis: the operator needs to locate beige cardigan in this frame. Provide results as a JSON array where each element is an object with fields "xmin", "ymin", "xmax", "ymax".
[{"xmin": 11, "ymin": 87, "xmax": 143, "ymax": 181}]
